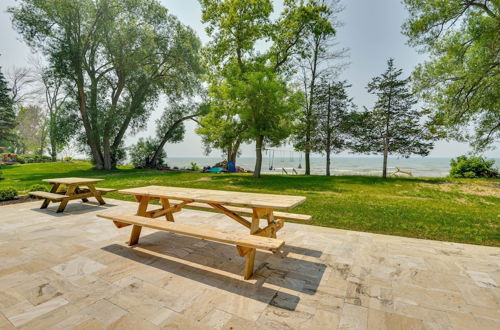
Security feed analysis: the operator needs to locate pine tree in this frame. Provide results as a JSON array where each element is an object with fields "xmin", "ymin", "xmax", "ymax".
[
  {"xmin": 352, "ymin": 59, "xmax": 434, "ymax": 178},
  {"xmin": 0, "ymin": 67, "xmax": 16, "ymax": 149},
  {"xmin": 313, "ymin": 79, "xmax": 355, "ymax": 176}
]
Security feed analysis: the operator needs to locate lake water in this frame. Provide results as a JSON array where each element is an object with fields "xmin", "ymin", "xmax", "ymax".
[{"xmin": 165, "ymin": 156, "xmax": 500, "ymax": 177}]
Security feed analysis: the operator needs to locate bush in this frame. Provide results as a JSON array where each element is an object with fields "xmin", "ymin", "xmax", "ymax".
[
  {"xmin": 189, "ymin": 162, "xmax": 201, "ymax": 171},
  {"xmin": 0, "ymin": 188, "xmax": 17, "ymax": 201},
  {"xmin": 28, "ymin": 184, "xmax": 49, "ymax": 192},
  {"xmin": 16, "ymin": 155, "xmax": 26, "ymax": 164},
  {"xmin": 450, "ymin": 155, "xmax": 499, "ymax": 178},
  {"xmin": 129, "ymin": 138, "xmax": 165, "ymax": 169},
  {"xmin": 22, "ymin": 154, "xmax": 52, "ymax": 163},
  {"xmin": 63, "ymin": 156, "xmax": 72, "ymax": 162}
]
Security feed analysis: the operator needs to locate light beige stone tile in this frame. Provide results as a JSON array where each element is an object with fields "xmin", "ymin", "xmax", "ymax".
[
  {"xmin": 338, "ymin": 303, "xmax": 368, "ymax": 330},
  {"xmin": 51, "ymin": 256, "xmax": 106, "ymax": 281},
  {"xmin": 108, "ymin": 314, "xmax": 159, "ymax": 329},
  {"xmin": 81, "ymin": 299, "xmax": 127, "ymax": 325},
  {"xmin": 301, "ymin": 309, "xmax": 340, "ymax": 330},
  {"xmin": 199, "ymin": 308, "xmax": 233, "ymax": 330},
  {"xmin": 147, "ymin": 307, "xmax": 180, "ymax": 326},
  {"xmin": 5, "ymin": 296, "xmax": 68, "ymax": 327},
  {"xmin": 367, "ymin": 309, "xmax": 425, "ymax": 330}
]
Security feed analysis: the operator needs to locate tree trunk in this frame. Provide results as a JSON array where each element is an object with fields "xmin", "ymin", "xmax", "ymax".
[
  {"xmin": 253, "ymin": 135, "xmax": 264, "ymax": 178},
  {"xmin": 382, "ymin": 137, "xmax": 388, "ymax": 179},
  {"xmin": 304, "ymin": 37, "xmax": 321, "ymax": 176},
  {"xmin": 49, "ymin": 122, "xmax": 57, "ymax": 162},
  {"xmin": 76, "ymin": 78, "xmax": 103, "ymax": 169},
  {"xmin": 102, "ymin": 137, "xmax": 113, "ymax": 170},
  {"xmin": 148, "ymin": 113, "xmax": 199, "ymax": 168},
  {"xmin": 326, "ymin": 151, "xmax": 331, "ymax": 176},
  {"xmin": 305, "ymin": 151, "xmax": 311, "ymax": 175}
]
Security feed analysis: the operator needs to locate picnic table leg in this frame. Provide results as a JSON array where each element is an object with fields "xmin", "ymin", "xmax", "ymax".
[
  {"xmin": 41, "ymin": 183, "xmax": 60, "ymax": 209},
  {"xmin": 128, "ymin": 195, "xmax": 150, "ymax": 246},
  {"xmin": 160, "ymin": 198, "xmax": 175, "ymax": 222},
  {"xmin": 56, "ymin": 184, "xmax": 76, "ymax": 213},
  {"xmin": 87, "ymin": 183, "xmax": 105, "ymax": 205},
  {"xmin": 243, "ymin": 208, "xmax": 262, "ymax": 279}
]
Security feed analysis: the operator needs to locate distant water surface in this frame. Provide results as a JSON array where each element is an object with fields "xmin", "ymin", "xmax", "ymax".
[{"xmin": 164, "ymin": 156, "xmax": 500, "ymax": 177}]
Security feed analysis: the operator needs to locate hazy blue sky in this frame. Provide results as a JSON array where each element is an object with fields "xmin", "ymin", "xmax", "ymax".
[{"xmin": 0, "ymin": 0, "xmax": 498, "ymax": 158}]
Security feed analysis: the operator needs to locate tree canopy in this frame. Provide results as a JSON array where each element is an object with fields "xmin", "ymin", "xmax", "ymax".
[
  {"xmin": 10, "ymin": 0, "xmax": 202, "ymax": 169},
  {"xmin": 351, "ymin": 59, "xmax": 434, "ymax": 178},
  {"xmin": 0, "ymin": 67, "xmax": 16, "ymax": 149},
  {"xmin": 199, "ymin": 0, "xmax": 333, "ymax": 177},
  {"xmin": 312, "ymin": 78, "xmax": 354, "ymax": 176},
  {"xmin": 402, "ymin": 0, "xmax": 499, "ymax": 150}
]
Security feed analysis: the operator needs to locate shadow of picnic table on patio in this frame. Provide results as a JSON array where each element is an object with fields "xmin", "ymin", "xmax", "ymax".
[
  {"xmin": 31, "ymin": 201, "xmax": 119, "ymax": 216},
  {"xmin": 101, "ymin": 231, "xmax": 326, "ymax": 311}
]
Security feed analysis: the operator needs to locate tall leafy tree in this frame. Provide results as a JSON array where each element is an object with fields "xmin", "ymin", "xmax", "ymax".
[
  {"xmin": 351, "ymin": 59, "xmax": 434, "ymax": 178},
  {"xmin": 313, "ymin": 79, "xmax": 354, "ymax": 176},
  {"xmin": 0, "ymin": 67, "xmax": 16, "ymax": 149},
  {"xmin": 199, "ymin": 0, "xmax": 330, "ymax": 178},
  {"xmin": 10, "ymin": 0, "xmax": 202, "ymax": 169},
  {"xmin": 293, "ymin": 0, "xmax": 346, "ymax": 175},
  {"xmin": 147, "ymin": 101, "xmax": 209, "ymax": 168},
  {"xmin": 14, "ymin": 104, "xmax": 47, "ymax": 154},
  {"xmin": 402, "ymin": 0, "xmax": 499, "ymax": 150}
]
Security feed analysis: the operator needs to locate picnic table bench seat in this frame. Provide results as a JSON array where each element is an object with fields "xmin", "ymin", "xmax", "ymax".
[
  {"xmin": 29, "ymin": 191, "xmax": 67, "ymax": 201},
  {"xmin": 169, "ymin": 200, "xmax": 311, "ymax": 223},
  {"xmin": 98, "ymin": 212, "xmax": 284, "ymax": 279},
  {"xmin": 78, "ymin": 186, "xmax": 117, "ymax": 194}
]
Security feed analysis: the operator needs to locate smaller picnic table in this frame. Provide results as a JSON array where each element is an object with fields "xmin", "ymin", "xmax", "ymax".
[{"xmin": 30, "ymin": 177, "xmax": 115, "ymax": 213}]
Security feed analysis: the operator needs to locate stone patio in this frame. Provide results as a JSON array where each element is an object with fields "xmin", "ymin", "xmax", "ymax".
[{"xmin": 0, "ymin": 199, "xmax": 498, "ymax": 329}]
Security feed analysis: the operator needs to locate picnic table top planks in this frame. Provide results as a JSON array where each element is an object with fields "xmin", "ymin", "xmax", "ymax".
[
  {"xmin": 42, "ymin": 177, "xmax": 104, "ymax": 185},
  {"xmin": 118, "ymin": 185, "xmax": 306, "ymax": 210}
]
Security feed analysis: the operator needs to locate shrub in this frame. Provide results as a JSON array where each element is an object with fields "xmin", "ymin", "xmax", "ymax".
[
  {"xmin": 129, "ymin": 138, "xmax": 165, "ymax": 169},
  {"xmin": 0, "ymin": 188, "xmax": 17, "ymax": 201},
  {"xmin": 28, "ymin": 184, "xmax": 49, "ymax": 192},
  {"xmin": 16, "ymin": 155, "xmax": 26, "ymax": 164},
  {"xmin": 450, "ymin": 155, "xmax": 499, "ymax": 178},
  {"xmin": 22, "ymin": 154, "xmax": 51, "ymax": 163},
  {"xmin": 63, "ymin": 156, "xmax": 72, "ymax": 162},
  {"xmin": 189, "ymin": 162, "xmax": 201, "ymax": 171}
]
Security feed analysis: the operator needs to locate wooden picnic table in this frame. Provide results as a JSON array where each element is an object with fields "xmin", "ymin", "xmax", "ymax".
[
  {"xmin": 30, "ymin": 177, "xmax": 115, "ymax": 213},
  {"xmin": 100, "ymin": 185, "xmax": 309, "ymax": 279}
]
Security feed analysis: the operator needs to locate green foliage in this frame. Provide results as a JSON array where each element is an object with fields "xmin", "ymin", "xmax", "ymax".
[
  {"xmin": 0, "ymin": 161, "xmax": 498, "ymax": 246},
  {"xmin": 199, "ymin": 0, "xmax": 329, "ymax": 177},
  {"xmin": 14, "ymin": 105, "xmax": 47, "ymax": 155},
  {"xmin": 351, "ymin": 59, "xmax": 434, "ymax": 178},
  {"xmin": 450, "ymin": 155, "xmax": 498, "ymax": 178},
  {"xmin": 20, "ymin": 154, "xmax": 51, "ymax": 163},
  {"xmin": 312, "ymin": 79, "xmax": 355, "ymax": 175},
  {"xmin": 63, "ymin": 156, "xmax": 72, "ymax": 162},
  {"xmin": 10, "ymin": 0, "xmax": 202, "ymax": 170},
  {"xmin": 0, "ymin": 188, "xmax": 17, "ymax": 201},
  {"xmin": 0, "ymin": 67, "xmax": 17, "ymax": 150},
  {"xmin": 28, "ymin": 184, "xmax": 49, "ymax": 192},
  {"xmin": 402, "ymin": 0, "xmax": 499, "ymax": 150},
  {"xmin": 129, "ymin": 138, "xmax": 165, "ymax": 169},
  {"xmin": 189, "ymin": 162, "xmax": 201, "ymax": 172}
]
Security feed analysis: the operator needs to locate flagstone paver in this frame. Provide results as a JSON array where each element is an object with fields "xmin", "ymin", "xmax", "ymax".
[{"xmin": 0, "ymin": 199, "xmax": 499, "ymax": 329}]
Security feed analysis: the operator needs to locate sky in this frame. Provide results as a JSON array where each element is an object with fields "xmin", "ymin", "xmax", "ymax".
[{"xmin": 0, "ymin": 0, "xmax": 498, "ymax": 158}]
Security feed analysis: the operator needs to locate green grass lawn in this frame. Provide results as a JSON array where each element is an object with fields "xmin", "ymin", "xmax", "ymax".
[{"xmin": 1, "ymin": 161, "xmax": 499, "ymax": 246}]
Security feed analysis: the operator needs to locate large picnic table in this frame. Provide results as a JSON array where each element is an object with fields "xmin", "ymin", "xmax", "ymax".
[
  {"xmin": 30, "ymin": 177, "xmax": 115, "ymax": 213},
  {"xmin": 98, "ymin": 185, "xmax": 310, "ymax": 279}
]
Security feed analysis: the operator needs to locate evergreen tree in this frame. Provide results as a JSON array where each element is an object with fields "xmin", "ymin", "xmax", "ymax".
[
  {"xmin": 313, "ymin": 79, "xmax": 354, "ymax": 176},
  {"xmin": 0, "ymin": 67, "xmax": 16, "ymax": 149},
  {"xmin": 351, "ymin": 59, "xmax": 434, "ymax": 178}
]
